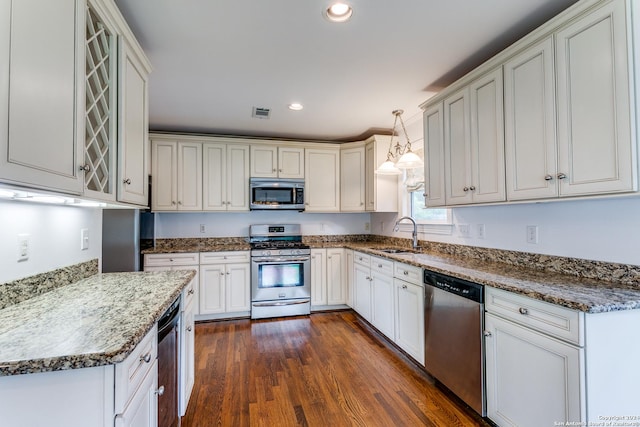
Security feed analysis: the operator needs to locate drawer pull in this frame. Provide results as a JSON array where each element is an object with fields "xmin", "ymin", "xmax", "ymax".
[
  {"xmin": 378, "ymin": 264, "xmax": 382, "ymax": 268},
  {"xmin": 169, "ymin": 259, "xmax": 174, "ymax": 262},
  {"xmin": 155, "ymin": 386, "xmax": 165, "ymax": 396},
  {"xmin": 519, "ymin": 307, "xmax": 529, "ymax": 315},
  {"xmin": 403, "ymin": 271, "xmax": 409, "ymax": 276},
  {"xmin": 187, "ymin": 326, "xmax": 193, "ymax": 332},
  {"xmin": 484, "ymin": 331, "xmax": 492, "ymax": 337},
  {"xmin": 402, "ymin": 285, "xmax": 408, "ymax": 289},
  {"xmin": 188, "ymin": 288, "xmax": 194, "ymax": 295},
  {"xmin": 139, "ymin": 353, "xmax": 151, "ymax": 364}
]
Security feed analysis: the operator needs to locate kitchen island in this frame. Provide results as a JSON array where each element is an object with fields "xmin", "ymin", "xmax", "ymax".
[{"xmin": 0, "ymin": 266, "xmax": 195, "ymax": 427}]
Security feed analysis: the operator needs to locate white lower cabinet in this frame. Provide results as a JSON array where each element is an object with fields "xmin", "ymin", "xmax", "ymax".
[
  {"xmin": 179, "ymin": 281, "xmax": 196, "ymax": 416},
  {"xmin": 115, "ymin": 360, "xmax": 158, "ymax": 427},
  {"xmin": 370, "ymin": 263, "xmax": 395, "ymax": 339},
  {"xmin": 144, "ymin": 253, "xmax": 200, "ymax": 316},
  {"xmin": 352, "ymin": 252, "xmax": 372, "ymax": 321},
  {"xmin": 393, "ymin": 262, "xmax": 424, "ymax": 365},
  {"xmin": 311, "ymin": 248, "xmax": 347, "ymax": 309},
  {"xmin": 345, "ymin": 250, "xmax": 354, "ymax": 307},
  {"xmin": 199, "ymin": 251, "xmax": 250, "ymax": 318}
]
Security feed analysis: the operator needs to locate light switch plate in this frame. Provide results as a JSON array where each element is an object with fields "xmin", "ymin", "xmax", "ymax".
[
  {"xmin": 81, "ymin": 228, "xmax": 89, "ymax": 250},
  {"xmin": 17, "ymin": 234, "xmax": 30, "ymax": 262}
]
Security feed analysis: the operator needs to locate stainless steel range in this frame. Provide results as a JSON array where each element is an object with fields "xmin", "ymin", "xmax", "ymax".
[{"xmin": 249, "ymin": 224, "xmax": 311, "ymax": 319}]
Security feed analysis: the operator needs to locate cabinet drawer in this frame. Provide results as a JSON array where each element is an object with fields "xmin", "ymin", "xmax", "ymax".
[
  {"xmin": 371, "ymin": 256, "xmax": 394, "ymax": 276},
  {"xmin": 394, "ymin": 262, "xmax": 422, "ymax": 285},
  {"xmin": 144, "ymin": 253, "xmax": 199, "ymax": 267},
  {"xmin": 353, "ymin": 252, "xmax": 370, "ymax": 267},
  {"xmin": 115, "ymin": 324, "xmax": 158, "ymax": 413},
  {"xmin": 200, "ymin": 251, "xmax": 250, "ymax": 264},
  {"xmin": 485, "ymin": 287, "xmax": 584, "ymax": 346}
]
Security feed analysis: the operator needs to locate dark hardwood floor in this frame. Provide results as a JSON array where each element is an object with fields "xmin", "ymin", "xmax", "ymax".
[{"xmin": 181, "ymin": 310, "xmax": 489, "ymax": 427}]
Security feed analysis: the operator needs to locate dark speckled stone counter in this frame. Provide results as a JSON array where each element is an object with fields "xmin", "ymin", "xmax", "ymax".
[
  {"xmin": 346, "ymin": 243, "xmax": 640, "ymax": 314},
  {"xmin": 0, "ymin": 270, "xmax": 195, "ymax": 376}
]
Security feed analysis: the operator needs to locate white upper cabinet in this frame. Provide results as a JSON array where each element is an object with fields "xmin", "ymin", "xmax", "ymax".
[
  {"xmin": 250, "ymin": 145, "xmax": 304, "ymax": 179},
  {"xmin": 0, "ymin": 0, "xmax": 85, "ymax": 194},
  {"xmin": 504, "ymin": 36, "xmax": 558, "ymax": 201},
  {"xmin": 305, "ymin": 147, "xmax": 340, "ymax": 212},
  {"xmin": 203, "ymin": 142, "xmax": 249, "ymax": 211},
  {"xmin": 365, "ymin": 136, "xmax": 398, "ymax": 212},
  {"xmin": 423, "ymin": 103, "xmax": 446, "ymax": 208},
  {"xmin": 422, "ymin": 0, "xmax": 639, "ymax": 206},
  {"xmin": 555, "ymin": 0, "xmax": 635, "ymax": 196},
  {"xmin": 151, "ymin": 140, "xmax": 202, "ymax": 211},
  {"xmin": 340, "ymin": 146, "xmax": 365, "ymax": 212},
  {"xmin": 117, "ymin": 36, "xmax": 150, "ymax": 206},
  {"xmin": 444, "ymin": 68, "xmax": 505, "ymax": 206}
]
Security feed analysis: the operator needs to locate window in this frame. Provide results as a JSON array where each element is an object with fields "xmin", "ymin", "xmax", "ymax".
[{"xmin": 401, "ymin": 167, "xmax": 451, "ymax": 226}]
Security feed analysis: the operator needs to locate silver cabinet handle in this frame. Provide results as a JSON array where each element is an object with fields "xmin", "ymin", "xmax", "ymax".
[
  {"xmin": 279, "ymin": 169, "xmax": 282, "ymax": 172},
  {"xmin": 139, "ymin": 353, "xmax": 151, "ymax": 363},
  {"xmin": 155, "ymin": 386, "xmax": 165, "ymax": 396},
  {"xmin": 402, "ymin": 284, "xmax": 407, "ymax": 289},
  {"xmin": 178, "ymin": 201, "xmax": 182, "ymax": 205},
  {"xmin": 187, "ymin": 326, "xmax": 192, "ymax": 332},
  {"xmin": 220, "ymin": 272, "xmax": 224, "ymax": 276},
  {"xmin": 469, "ymin": 186, "xmax": 476, "ymax": 191},
  {"xmin": 169, "ymin": 258, "xmax": 174, "ymax": 262},
  {"xmin": 171, "ymin": 201, "xmax": 176, "ymax": 205},
  {"xmin": 544, "ymin": 174, "xmax": 553, "ymax": 181},
  {"xmin": 79, "ymin": 164, "xmax": 90, "ymax": 172},
  {"xmin": 188, "ymin": 288, "xmax": 194, "ymax": 295},
  {"xmin": 123, "ymin": 178, "xmax": 131, "ymax": 185},
  {"xmin": 378, "ymin": 264, "xmax": 382, "ymax": 268},
  {"xmin": 422, "ymin": 192, "xmax": 428, "ymax": 197},
  {"xmin": 519, "ymin": 307, "xmax": 529, "ymax": 315},
  {"xmin": 226, "ymin": 271, "xmax": 230, "ymax": 275},
  {"xmin": 557, "ymin": 173, "xmax": 567, "ymax": 180},
  {"xmin": 272, "ymin": 168, "xmax": 276, "ymax": 172},
  {"xmin": 484, "ymin": 331, "xmax": 492, "ymax": 337},
  {"xmin": 403, "ymin": 271, "xmax": 409, "ymax": 276},
  {"xmin": 463, "ymin": 187, "xmax": 469, "ymax": 192}
]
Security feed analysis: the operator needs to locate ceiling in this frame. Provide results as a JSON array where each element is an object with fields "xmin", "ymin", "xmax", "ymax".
[{"xmin": 114, "ymin": 0, "xmax": 579, "ymax": 142}]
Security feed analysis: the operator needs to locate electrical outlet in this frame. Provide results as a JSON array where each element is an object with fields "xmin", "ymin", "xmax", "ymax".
[
  {"xmin": 17, "ymin": 234, "xmax": 30, "ymax": 262},
  {"xmin": 364, "ymin": 222, "xmax": 370, "ymax": 231},
  {"xmin": 526, "ymin": 225, "xmax": 539, "ymax": 244},
  {"xmin": 80, "ymin": 229, "xmax": 89, "ymax": 250},
  {"xmin": 458, "ymin": 224, "xmax": 470, "ymax": 237},
  {"xmin": 477, "ymin": 224, "xmax": 485, "ymax": 239},
  {"xmin": 200, "ymin": 224, "xmax": 206, "ymax": 234}
]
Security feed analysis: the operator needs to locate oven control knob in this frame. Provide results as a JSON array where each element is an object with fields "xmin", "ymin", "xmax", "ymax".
[
  {"xmin": 262, "ymin": 251, "xmax": 270, "ymax": 256},
  {"xmin": 293, "ymin": 250, "xmax": 301, "ymax": 255}
]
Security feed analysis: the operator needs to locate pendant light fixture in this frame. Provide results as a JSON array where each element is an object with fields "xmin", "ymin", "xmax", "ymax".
[{"xmin": 375, "ymin": 109, "xmax": 424, "ymax": 175}]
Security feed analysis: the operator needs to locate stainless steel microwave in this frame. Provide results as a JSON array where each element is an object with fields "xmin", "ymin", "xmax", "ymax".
[{"xmin": 249, "ymin": 178, "xmax": 305, "ymax": 211}]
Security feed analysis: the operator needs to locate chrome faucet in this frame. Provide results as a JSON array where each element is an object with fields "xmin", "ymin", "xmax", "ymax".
[{"xmin": 394, "ymin": 216, "xmax": 419, "ymax": 250}]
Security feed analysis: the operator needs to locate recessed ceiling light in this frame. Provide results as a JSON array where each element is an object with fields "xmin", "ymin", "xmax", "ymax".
[
  {"xmin": 288, "ymin": 103, "xmax": 304, "ymax": 111},
  {"xmin": 324, "ymin": 2, "xmax": 353, "ymax": 23}
]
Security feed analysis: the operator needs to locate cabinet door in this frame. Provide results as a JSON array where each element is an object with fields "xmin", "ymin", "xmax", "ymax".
[
  {"xmin": 173, "ymin": 265, "xmax": 200, "ymax": 316},
  {"xmin": 485, "ymin": 313, "xmax": 584, "ymax": 426},
  {"xmin": 199, "ymin": 265, "xmax": 225, "ymax": 314},
  {"xmin": 394, "ymin": 279, "xmax": 424, "ymax": 365},
  {"xmin": 310, "ymin": 249, "xmax": 327, "ymax": 306},
  {"xmin": 345, "ymin": 250, "xmax": 354, "ymax": 308},
  {"xmin": 118, "ymin": 37, "xmax": 149, "ymax": 206},
  {"xmin": 177, "ymin": 142, "xmax": 202, "ymax": 211},
  {"xmin": 326, "ymin": 248, "xmax": 346, "ymax": 305},
  {"xmin": 340, "ymin": 147, "xmax": 365, "ymax": 212},
  {"xmin": 365, "ymin": 137, "xmax": 398, "ymax": 212},
  {"xmin": 226, "ymin": 144, "xmax": 250, "ymax": 211},
  {"xmin": 555, "ymin": 0, "xmax": 634, "ymax": 196},
  {"xmin": 0, "ymin": 0, "xmax": 84, "ymax": 194},
  {"xmin": 115, "ymin": 361, "xmax": 158, "ymax": 427},
  {"xmin": 226, "ymin": 263, "xmax": 250, "ymax": 312},
  {"xmin": 504, "ymin": 36, "xmax": 558, "ymax": 201},
  {"xmin": 444, "ymin": 87, "xmax": 472, "ymax": 205},
  {"xmin": 250, "ymin": 145, "xmax": 278, "ymax": 177},
  {"xmin": 151, "ymin": 141, "xmax": 177, "ymax": 211},
  {"xmin": 353, "ymin": 263, "xmax": 372, "ymax": 322},
  {"xmin": 180, "ymin": 299, "xmax": 195, "ymax": 416},
  {"xmin": 423, "ymin": 103, "xmax": 446, "ymax": 207},
  {"xmin": 305, "ymin": 148, "xmax": 340, "ymax": 212},
  {"xmin": 371, "ymin": 273, "xmax": 395, "ymax": 339},
  {"xmin": 278, "ymin": 147, "xmax": 305, "ymax": 178},
  {"xmin": 469, "ymin": 68, "xmax": 505, "ymax": 203},
  {"xmin": 202, "ymin": 143, "xmax": 226, "ymax": 211}
]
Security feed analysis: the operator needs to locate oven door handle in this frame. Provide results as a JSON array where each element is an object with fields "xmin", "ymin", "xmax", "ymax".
[
  {"xmin": 252, "ymin": 299, "xmax": 310, "ymax": 307},
  {"xmin": 252, "ymin": 257, "xmax": 310, "ymax": 263}
]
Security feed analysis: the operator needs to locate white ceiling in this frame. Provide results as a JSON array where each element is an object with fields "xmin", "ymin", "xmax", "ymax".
[{"xmin": 114, "ymin": 0, "xmax": 578, "ymax": 142}]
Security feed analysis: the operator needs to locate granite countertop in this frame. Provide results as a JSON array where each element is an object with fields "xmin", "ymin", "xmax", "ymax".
[
  {"xmin": 0, "ymin": 270, "xmax": 195, "ymax": 376},
  {"xmin": 347, "ymin": 244, "xmax": 640, "ymax": 314}
]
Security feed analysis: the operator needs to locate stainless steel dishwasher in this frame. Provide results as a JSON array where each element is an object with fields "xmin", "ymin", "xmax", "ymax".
[{"xmin": 423, "ymin": 269, "xmax": 485, "ymax": 416}]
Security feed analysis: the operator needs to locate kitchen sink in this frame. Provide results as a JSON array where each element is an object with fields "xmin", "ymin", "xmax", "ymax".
[{"xmin": 376, "ymin": 248, "xmax": 417, "ymax": 254}]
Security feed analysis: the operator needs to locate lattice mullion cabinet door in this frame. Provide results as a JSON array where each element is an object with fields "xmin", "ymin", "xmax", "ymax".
[{"xmin": 83, "ymin": 1, "xmax": 118, "ymax": 201}]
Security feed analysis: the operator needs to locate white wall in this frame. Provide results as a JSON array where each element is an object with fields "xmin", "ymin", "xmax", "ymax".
[
  {"xmin": 0, "ymin": 200, "xmax": 102, "ymax": 283},
  {"xmin": 372, "ymin": 195, "xmax": 640, "ymax": 266},
  {"xmin": 155, "ymin": 211, "xmax": 371, "ymax": 238}
]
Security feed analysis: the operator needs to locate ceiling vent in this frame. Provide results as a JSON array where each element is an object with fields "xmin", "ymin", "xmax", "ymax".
[{"xmin": 252, "ymin": 107, "xmax": 271, "ymax": 119}]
